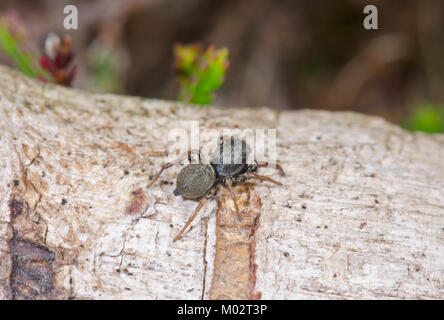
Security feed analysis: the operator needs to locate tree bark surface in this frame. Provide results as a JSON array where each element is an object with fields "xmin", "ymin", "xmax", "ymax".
[{"xmin": 0, "ymin": 66, "xmax": 442, "ymax": 299}]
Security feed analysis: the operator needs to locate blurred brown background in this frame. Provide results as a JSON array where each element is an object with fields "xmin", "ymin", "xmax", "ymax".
[{"xmin": 1, "ymin": 0, "xmax": 444, "ymax": 126}]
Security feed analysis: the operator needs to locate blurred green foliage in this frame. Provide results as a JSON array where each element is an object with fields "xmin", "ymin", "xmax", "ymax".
[
  {"xmin": 0, "ymin": 12, "xmax": 53, "ymax": 82},
  {"xmin": 405, "ymin": 103, "xmax": 444, "ymax": 133},
  {"xmin": 0, "ymin": 24, "xmax": 38, "ymax": 78},
  {"xmin": 88, "ymin": 47, "xmax": 124, "ymax": 94},
  {"xmin": 174, "ymin": 44, "xmax": 229, "ymax": 105}
]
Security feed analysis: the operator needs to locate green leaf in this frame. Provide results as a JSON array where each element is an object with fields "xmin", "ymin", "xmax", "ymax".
[
  {"xmin": 405, "ymin": 103, "xmax": 444, "ymax": 133},
  {"xmin": 174, "ymin": 44, "xmax": 229, "ymax": 106},
  {"xmin": 0, "ymin": 25, "xmax": 37, "ymax": 78}
]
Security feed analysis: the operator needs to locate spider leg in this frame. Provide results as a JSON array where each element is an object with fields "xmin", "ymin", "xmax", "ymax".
[
  {"xmin": 245, "ymin": 172, "xmax": 282, "ymax": 186},
  {"xmin": 225, "ymin": 177, "xmax": 242, "ymax": 218},
  {"xmin": 205, "ymin": 182, "xmax": 218, "ymax": 199},
  {"xmin": 248, "ymin": 161, "xmax": 285, "ymax": 176},
  {"xmin": 173, "ymin": 197, "xmax": 207, "ymax": 242},
  {"xmin": 149, "ymin": 149, "xmax": 203, "ymax": 187},
  {"xmin": 231, "ymin": 175, "xmax": 247, "ymax": 184}
]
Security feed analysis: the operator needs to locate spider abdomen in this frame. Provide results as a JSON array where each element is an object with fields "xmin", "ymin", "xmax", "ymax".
[{"xmin": 175, "ymin": 164, "xmax": 216, "ymax": 199}]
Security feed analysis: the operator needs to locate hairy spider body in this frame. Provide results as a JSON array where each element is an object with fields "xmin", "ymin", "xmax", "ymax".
[
  {"xmin": 174, "ymin": 163, "xmax": 216, "ymax": 199},
  {"xmin": 149, "ymin": 136, "xmax": 285, "ymax": 241}
]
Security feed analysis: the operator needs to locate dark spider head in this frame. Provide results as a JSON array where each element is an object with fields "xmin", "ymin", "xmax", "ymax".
[{"xmin": 210, "ymin": 136, "xmax": 251, "ymax": 178}]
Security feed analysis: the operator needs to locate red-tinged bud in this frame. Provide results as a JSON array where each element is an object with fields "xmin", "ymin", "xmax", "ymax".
[
  {"xmin": 65, "ymin": 51, "xmax": 73, "ymax": 65},
  {"xmin": 54, "ymin": 51, "xmax": 64, "ymax": 68},
  {"xmin": 55, "ymin": 69, "xmax": 66, "ymax": 85},
  {"xmin": 55, "ymin": 51, "xmax": 73, "ymax": 69},
  {"xmin": 61, "ymin": 35, "xmax": 71, "ymax": 52},
  {"xmin": 40, "ymin": 55, "xmax": 56, "ymax": 76},
  {"xmin": 44, "ymin": 32, "xmax": 60, "ymax": 60},
  {"xmin": 42, "ymin": 32, "xmax": 75, "ymax": 85}
]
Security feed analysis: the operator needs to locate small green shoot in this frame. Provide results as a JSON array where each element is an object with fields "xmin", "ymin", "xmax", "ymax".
[
  {"xmin": 174, "ymin": 43, "xmax": 229, "ymax": 105},
  {"xmin": 404, "ymin": 102, "xmax": 444, "ymax": 134},
  {"xmin": 0, "ymin": 14, "xmax": 40, "ymax": 78}
]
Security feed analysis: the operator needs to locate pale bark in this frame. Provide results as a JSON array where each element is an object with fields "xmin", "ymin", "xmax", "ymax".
[{"xmin": 0, "ymin": 65, "xmax": 442, "ymax": 299}]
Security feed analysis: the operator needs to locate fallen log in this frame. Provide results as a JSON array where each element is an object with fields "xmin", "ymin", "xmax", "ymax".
[{"xmin": 0, "ymin": 66, "xmax": 442, "ymax": 299}]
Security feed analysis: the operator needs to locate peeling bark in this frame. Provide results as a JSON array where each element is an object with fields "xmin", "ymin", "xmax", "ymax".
[{"xmin": 0, "ymin": 66, "xmax": 443, "ymax": 299}]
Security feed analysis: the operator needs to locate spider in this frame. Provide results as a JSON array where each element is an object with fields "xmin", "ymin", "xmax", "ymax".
[{"xmin": 149, "ymin": 136, "xmax": 285, "ymax": 241}]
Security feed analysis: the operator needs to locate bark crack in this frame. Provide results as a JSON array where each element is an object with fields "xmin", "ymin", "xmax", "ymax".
[
  {"xmin": 201, "ymin": 216, "xmax": 209, "ymax": 300},
  {"xmin": 209, "ymin": 185, "xmax": 262, "ymax": 300}
]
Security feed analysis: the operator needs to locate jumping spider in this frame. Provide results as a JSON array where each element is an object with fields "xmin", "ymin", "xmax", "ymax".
[{"xmin": 149, "ymin": 136, "xmax": 285, "ymax": 241}]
